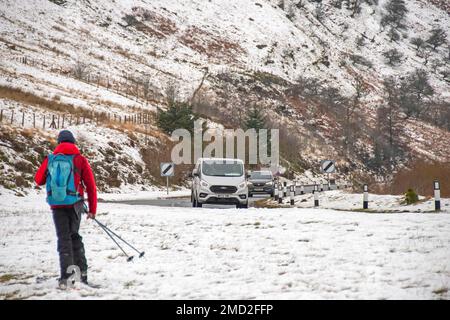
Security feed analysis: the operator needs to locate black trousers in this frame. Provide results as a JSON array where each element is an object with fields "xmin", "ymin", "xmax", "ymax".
[{"xmin": 52, "ymin": 207, "xmax": 88, "ymax": 279}]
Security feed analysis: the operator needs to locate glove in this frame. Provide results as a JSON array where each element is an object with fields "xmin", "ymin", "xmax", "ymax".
[{"xmin": 87, "ymin": 212, "xmax": 96, "ymax": 220}]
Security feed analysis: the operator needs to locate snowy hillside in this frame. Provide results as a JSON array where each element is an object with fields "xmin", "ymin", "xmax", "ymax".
[{"xmin": 0, "ymin": 0, "xmax": 449, "ymax": 191}]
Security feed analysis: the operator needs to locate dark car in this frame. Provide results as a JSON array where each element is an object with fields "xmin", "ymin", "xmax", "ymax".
[{"xmin": 247, "ymin": 170, "xmax": 274, "ymax": 197}]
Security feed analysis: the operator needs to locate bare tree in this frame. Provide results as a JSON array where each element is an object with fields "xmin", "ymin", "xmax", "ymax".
[
  {"xmin": 426, "ymin": 27, "xmax": 447, "ymax": 51},
  {"xmin": 165, "ymin": 81, "xmax": 179, "ymax": 105},
  {"xmin": 387, "ymin": 27, "xmax": 400, "ymax": 42},
  {"xmin": 315, "ymin": 2, "xmax": 325, "ymax": 22},
  {"xmin": 410, "ymin": 37, "xmax": 425, "ymax": 52},
  {"xmin": 381, "ymin": 0, "xmax": 408, "ymax": 30},
  {"xmin": 383, "ymin": 48, "xmax": 403, "ymax": 66},
  {"xmin": 73, "ymin": 60, "xmax": 90, "ymax": 81}
]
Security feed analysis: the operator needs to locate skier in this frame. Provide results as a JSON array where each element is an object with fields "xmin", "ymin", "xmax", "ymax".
[{"xmin": 35, "ymin": 130, "xmax": 97, "ymax": 289}]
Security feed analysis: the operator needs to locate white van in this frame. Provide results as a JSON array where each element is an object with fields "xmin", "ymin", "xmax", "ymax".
[{"xmin": 191, "ymin": 158, "xmax": 249, "ymax": 208}]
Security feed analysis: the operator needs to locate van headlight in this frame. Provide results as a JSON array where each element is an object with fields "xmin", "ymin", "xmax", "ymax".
[
  {"xmin": 238, "ymin": 182, "xmax": 247, "ymax": 189},
  {"xmin": 201, "ymin": 180, "xmax": 209, "ymax": 188},
  {"xmin": 265, "ymin": 181, "xmax": 273, "ymax": 186}
]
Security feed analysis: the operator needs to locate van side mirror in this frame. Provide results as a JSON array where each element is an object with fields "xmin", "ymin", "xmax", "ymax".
[{"xmin": 192, "ymin": 169, "xmax": 199, "ymax": 177}]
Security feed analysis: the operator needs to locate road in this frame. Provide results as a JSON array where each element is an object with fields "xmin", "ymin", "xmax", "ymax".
[{"xmin": 100, "ymin": 194, "xmax": 270, "ymax": 208}]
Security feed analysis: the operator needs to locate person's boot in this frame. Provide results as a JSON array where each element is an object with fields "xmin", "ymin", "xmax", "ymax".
[
  {"xmin": 58, "ymin": 278, "xmax": 68, "ymax": 290},
  {"xmin": 81, "ymin": 272, "xmax": 88, "ymax": 285}
]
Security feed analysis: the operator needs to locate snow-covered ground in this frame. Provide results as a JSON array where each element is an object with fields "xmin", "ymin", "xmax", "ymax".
[
  {"xmin": 1, "ymin": 189, "xmax": 449, "ymax": 299},
  {"xmin": 281, "ymin": 190, "xmax": 450, "ymax": 213}
]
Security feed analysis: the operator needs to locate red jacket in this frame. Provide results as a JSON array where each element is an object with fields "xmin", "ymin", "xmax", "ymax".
[{"xmin": 35, "ymin": 142, "xmax": 97, "ymax": 215}]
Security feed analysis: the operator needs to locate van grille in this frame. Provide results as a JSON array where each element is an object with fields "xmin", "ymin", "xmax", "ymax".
[{"xmin": 210, "ymin": 185, "xmax": 237, "ymax": 194}]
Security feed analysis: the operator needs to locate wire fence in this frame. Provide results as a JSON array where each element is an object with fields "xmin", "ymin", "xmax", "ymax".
[{"xmin": 0, "ymin": 108, "xmax": 153, "ymax": 131}]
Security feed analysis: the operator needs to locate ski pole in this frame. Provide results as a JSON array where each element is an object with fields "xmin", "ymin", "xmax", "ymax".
[
  {"xmin": 94, "ymin": 218, "xmax": 145, "ymax": 258},
  {"xmin": 94, "ymin": 219, "xmax": 134, "ymax": 262}
]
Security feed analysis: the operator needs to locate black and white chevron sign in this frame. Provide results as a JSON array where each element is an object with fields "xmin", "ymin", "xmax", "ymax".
[
  {"xmin": 321, "ymin": 160, "xmax": 335, "ymax": 173},
  {"xmin": 160, "ymin": 162, "xmax": 175, "ymax": 177}
]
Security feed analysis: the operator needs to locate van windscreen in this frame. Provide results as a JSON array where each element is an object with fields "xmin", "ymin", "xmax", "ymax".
[
  {"xmin": 202, "ymin": 160, "xmax": 243, "ymax": 177},
  {"xmin": 250, "ymin": 171, "xmax": 273, "ymax": 179}
]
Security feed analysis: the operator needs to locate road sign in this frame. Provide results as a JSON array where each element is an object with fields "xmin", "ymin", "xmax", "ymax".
[
  {"xmin": 320, "ymin": 160, "xmax": 335, "ymax": 173},
  {"xmin": 160, "ymin": 162, "xmax": 175, "ymax": 177}
]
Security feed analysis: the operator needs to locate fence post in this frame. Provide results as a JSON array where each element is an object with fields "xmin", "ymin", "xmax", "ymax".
[
  {"xmin": 33, "ymin": 113, "xmax": 36, "ymax": 128},
  {"xmin": 62, "ymin": 115, "xmax": 65, "ymax": 128},
  {"xmin": 10, "ymin": 110, "xmax": 14, "ymax": 124},
  {"xmin": 43, "ymin": 116, "xmax": 45, "ymax": 129},
  {"xmin": 363, "ymin": 184, "xmax": 369, "ymax": 209},
  {"xmin": 434, "ymin": 181, "xmax": 441, "ymax": 211},
  {"xmin": 300, "ymin": 184, "xmax": 304, "ymax": 195},
  {"xmin": 57, "ymin": 115, "xmax": 60, "ymax": 129},
  {"xmin": 50, "ymin": 115, "xmax": 56, "ymax": 129},
  {"xmin": 0, "ymin": 109, "xmax": 3, "ymax": 122},
  {"xmin": 290, "ymin": 185, "xmax": 295, "ymax": 206},
  {"xmin": 314, "ymin": 184, "xmax": 319, "ymax": 207},
  {"xmin": 283, "ymin": 181, "xmax": 287, "ymax": 198}
]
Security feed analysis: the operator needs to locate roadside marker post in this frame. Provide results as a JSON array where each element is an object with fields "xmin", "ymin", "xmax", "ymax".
[
  {"xmin": 278, "ymin": 183, "xmax": 283, "ymax": 204},
  {"xmin": 434, "ymin": 181, "xmax": 441, "ymax": 211},
  {"xmin": 300, "ymin": 184, "xmax": 304, "ymax": 195},
  {"xmin": 294, "ymin": 180, "xmax": 297, "ymax": 196},
  {"xmin": 363, "ymin": 184, "xmax": 369, "ymax": 209},
  {"xmin": 283, "ymin": 181, "xmax": 287, "ymax": 198},
  {"xmin": 160, "ymin": 162, "xmax": 175, "ymax": 195},
  {"xmin": 274, "ymin": 183, "xmax": 279, "ymax": 201},
  {"xmin": 314, "ymin": 184, "xmax": 319, "ymax": 207},
  {"xmin": 319, "ymin": 181, "xmax": 324, "ymax": 192},
  {"xmin": 290, "ymin": 185, "xmax": 295, "ymax": 206}
]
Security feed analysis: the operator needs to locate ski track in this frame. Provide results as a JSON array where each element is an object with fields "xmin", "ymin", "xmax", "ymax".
[{"xmin": 1, "ymin": 199, "xmax": 449, "ymax": 299}]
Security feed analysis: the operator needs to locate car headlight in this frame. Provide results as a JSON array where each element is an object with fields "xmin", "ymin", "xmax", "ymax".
[
  {"xmin": 201, "ymin": 180, "xmax": 209, "ymax": 188},
  {"xmin": 238, "ymin": 182, "xmax": 247, "ymax": 189},
  {"xmin": 265, "ymin": 181, "xmax": 273, "ymax": 186},
  {"xmin": 247, "ymin": 182, "xmax": 253, "ymax": 186}
]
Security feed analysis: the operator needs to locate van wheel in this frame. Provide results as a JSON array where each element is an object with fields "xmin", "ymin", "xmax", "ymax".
[
  {"xmin": 237, "ymin": 203, "xmax": 248, "ymax": 209},
  {"xmin": 248, "ymin": 193, "xmax": 253, "ymax": 198},
  {"xmin": 196, "ymin": 201, "xmax": 203, "ymax": 208},
  {"xmin": 192, "ymin": 197, "xmax": 197, "ymax": 207}
]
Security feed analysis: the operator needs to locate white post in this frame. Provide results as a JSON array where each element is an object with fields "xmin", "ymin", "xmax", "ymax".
[
  {"xmin": 319, "ymin": 181, "xmax": 323, "ymax": 192},
  {"xmin": 314, "ymin": 184, "xmax": 319, "ymax": 207},
  {"xmin": 363, "ymin": 184, "xmax": 368, "ymax": 209},
  {"xmin": 278, "ymin": 183, "xmax": 283, "ymax": 204},
  {"xmin": 290, "ymin": 185, "xmax": 295, "ymax": 206},
  {"xmin": 300, "ymin": 184, "xmax": 304, "ymax": 195},
  {"xmin": 283, "ymin": 181, "xmax": 287, "ymax": 198},
  {"xmin": 434, "ymin": 181, "xmax": 441, "ymax": 211},
  {"xmin": 274, "ymin": 182, "xmax": 279, "ymax": 201}
]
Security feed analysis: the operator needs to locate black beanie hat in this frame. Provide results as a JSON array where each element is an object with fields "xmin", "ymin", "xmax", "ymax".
[{"xmin": 57, "ymin": 130, "xmax": 76, "ymax": 144}]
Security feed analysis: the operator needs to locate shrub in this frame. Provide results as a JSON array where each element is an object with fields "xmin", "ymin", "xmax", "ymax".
[
  {"xmin": 383, "ymin": 48, "xmax": 403, "ymax": 66},
  {"xmin": 389, "ymin": 160, "xmax": 450, "ymax": 197},
  {"xmin": 349, "ymin": 54, "xmax": 373, "ymax": 68},
  {"xmin": 404, "ymin": 188, "xmax": 419, "ymax": 204}
]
